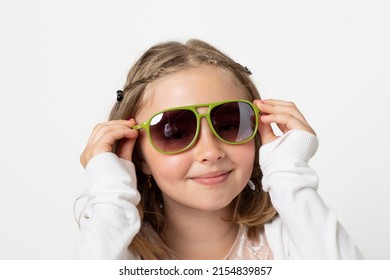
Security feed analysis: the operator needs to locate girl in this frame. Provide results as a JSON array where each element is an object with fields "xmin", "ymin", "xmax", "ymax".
[{"xmin": 77, "ymin": 39, "xmax": 363, "ymax": 259}]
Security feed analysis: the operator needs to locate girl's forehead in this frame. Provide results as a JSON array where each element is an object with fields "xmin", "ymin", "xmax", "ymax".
[{"xmin": 136, "ymin": 66, "xmax": 248, "ymax": 121}]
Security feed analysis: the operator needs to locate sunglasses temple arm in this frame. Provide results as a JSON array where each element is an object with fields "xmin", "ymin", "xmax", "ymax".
[
  {"xmin": 253, "ymin": 105, "xmax": 262, "ymax": 115},
  {"xmin": 132, "ymin": 124, "xmax": 144, "ymax": 130}
]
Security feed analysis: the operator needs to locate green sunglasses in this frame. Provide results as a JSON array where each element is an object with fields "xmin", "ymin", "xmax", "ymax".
[{"xmin": 132, "ymin": 99, "xmax": 260, "ymax": 154}]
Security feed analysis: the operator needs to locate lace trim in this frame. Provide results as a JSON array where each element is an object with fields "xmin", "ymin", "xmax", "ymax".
[{"xmin": 225, "ymin": 225, "xmax": 273, "ymax": 260}]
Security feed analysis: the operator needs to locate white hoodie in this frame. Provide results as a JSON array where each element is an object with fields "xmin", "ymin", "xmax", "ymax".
[{"xmin": 76, "ymin": 129, "xmax": 363, "ymax": 259}]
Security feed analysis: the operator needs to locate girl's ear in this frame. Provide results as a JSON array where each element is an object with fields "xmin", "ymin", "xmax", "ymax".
[{"xmin": 141, "ymin": 161, "xmax": 152, "ymax": 175}]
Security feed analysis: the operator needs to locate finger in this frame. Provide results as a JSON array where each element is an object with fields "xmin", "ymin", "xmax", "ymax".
[
  {"xmin": 87, "ymin": 121, "xmax": 135, "ymax": 147},
  {"xmin": 257, "ymin": 99, "xmax": 308, "ymax": 124},
  {"xmin": 87, "ymin": 120, "xmax": 134, "ymax": 140},
  {"xmin": 258, "ymin": 118, "xmax": 278, "ymax": 145},
  {"xmin": 93, "ymin": 125, "xmax": 137, "ymax": 151},
  {"xmin": 117, "ymin": 131, "xmax": 139, "ymax": 161},
  {"xmin": 254, "ymin": 100, "xmax": 278, "ymax": 144},
  {"xmin": 117, "ymin": 139, "xmax": 136, "ymax": 161},
  {"xmin": 260, "ymin": 113, "xmax": 315, "ymax": 135}
]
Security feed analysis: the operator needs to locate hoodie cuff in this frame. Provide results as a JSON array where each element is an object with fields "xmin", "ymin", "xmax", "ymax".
[
  {"xmin": 85, "ymin": 152, "xmax": 136, "ymax": 189},
  {"xmin": 260, "ymin": 129, "xmax": 319, "ymax": 164}
]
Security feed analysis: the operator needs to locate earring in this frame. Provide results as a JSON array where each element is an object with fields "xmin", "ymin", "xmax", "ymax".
[
  {"xmin": 147, "ymin": 175, "xmax": 153, "ymax": 188},
  {"xmin": 247, "ymin": 180, "xmax": 255, "ymax": 191}
]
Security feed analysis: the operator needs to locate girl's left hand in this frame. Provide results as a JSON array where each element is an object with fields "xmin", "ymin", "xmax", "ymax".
[{"xmin": 254, "ymin": 99, "xmax": 316, "ymax": 145}]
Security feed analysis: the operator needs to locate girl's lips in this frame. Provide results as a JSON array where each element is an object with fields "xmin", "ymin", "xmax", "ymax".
[{"xmin": 191, "ymin": 171, "xmax": 231, "ymax": 185}]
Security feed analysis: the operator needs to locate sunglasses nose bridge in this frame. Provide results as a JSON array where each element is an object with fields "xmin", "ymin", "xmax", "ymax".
[
  {"xmin": 197, "ymin": 112, "xmax": 213, "ymax": 130},
  {"xmin": 197, "ymin": 113, "xmax": 209, "ymax": 119},
  {"xmin": 194, "ymin": 112, "xmax": 221, "ymax": 146}
]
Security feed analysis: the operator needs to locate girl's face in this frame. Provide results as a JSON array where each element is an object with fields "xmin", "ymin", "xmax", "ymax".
[{"xmin": 136, "ymin": 66, "xmax": 255, "ymax": 213}]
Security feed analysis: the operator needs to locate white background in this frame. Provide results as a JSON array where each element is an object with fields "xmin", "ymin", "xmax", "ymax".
[{"xmin": 0, "ymin": 0, "xmax": 389, "ymax": 259}]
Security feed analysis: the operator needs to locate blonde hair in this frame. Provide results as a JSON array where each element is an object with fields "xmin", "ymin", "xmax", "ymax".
[{"xmin": 109, "ymin": 39, "xmax": 277, "ymax": 259}]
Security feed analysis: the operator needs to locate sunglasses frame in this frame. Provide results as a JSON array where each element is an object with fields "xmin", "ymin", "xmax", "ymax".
[{"xmin": 132, "ymin": 99, "xmax": 260, "ymax": 154}]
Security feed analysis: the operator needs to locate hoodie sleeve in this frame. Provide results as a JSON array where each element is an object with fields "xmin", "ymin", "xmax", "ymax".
[
  {"xmin": 75, "ymin": 152, "xmax": 141, "ymax": 259},
  {"xmin": 261, "ymin": 129, "xmax": 363, "ymax": 259}
]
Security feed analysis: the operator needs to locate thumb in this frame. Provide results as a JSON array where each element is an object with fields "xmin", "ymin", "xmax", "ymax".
[
  {"xmin": 258, "ymin": 117, "xmax": 277, "ymax": 145},
  {"xmin": 117, "ymin": 137, "xmax": 137, "ymax": 161},
  {"xmin": 254, "ymin": 100, "xmax": 277, "ymax": 145},
  {"xmin": 117, "ymin": 120, "xmax": 138, "ymax": 161}
]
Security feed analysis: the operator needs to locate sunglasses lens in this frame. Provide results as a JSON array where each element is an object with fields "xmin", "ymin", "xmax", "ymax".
[
  {"xmin": 149, "ymin": 109, "xmax": 197, "ymax": 153},
  {"xmin": 146, "ymin": 101, "xmax": 257, "ymax": 153},
  {"xmin": 211, "ymin": 102, "xmax": 256, "ymax": 143}
]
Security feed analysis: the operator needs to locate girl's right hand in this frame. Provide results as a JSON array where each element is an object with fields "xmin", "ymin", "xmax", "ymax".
[{"xmin": 80, "ymin": 119, "xmax": 139, "ymax": 168}]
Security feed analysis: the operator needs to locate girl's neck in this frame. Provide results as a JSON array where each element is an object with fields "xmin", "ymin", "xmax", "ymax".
[{"xmin": 161, "ymin": 202, "xmax": 238, "ymax": 260}]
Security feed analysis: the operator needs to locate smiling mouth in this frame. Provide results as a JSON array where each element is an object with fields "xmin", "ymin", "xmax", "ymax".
[{"xmin": 191, "ymin": 171, "xmax": 232, "ymax": 185}]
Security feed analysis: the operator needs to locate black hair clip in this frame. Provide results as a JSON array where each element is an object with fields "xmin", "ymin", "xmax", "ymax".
[
  {"xmin": 244, "ymin": 66, "xmax": 252, "ymax": 75},
  {"xmin": 116, "ymin": 90, "xmax": 124, "ymax": 102}
]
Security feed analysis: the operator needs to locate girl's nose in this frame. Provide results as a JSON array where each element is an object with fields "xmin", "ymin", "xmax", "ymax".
[{"xmin": 193, "ymin": 118, "xmax": 225, "ymax": 163}]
